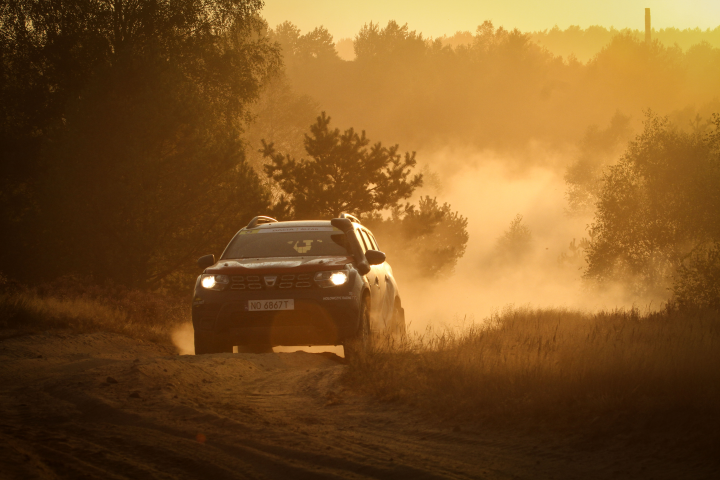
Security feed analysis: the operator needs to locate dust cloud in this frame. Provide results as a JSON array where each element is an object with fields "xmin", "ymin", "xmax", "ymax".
[
  {"xmin": 398, "ymin": 146, "xmax": 658, "ymax": 333},
  {"xmin": 172, "ymin": 322, "xmax": 344, "ymax": 356},
  {"xmin": 172, "ymin": 322, "xmax": 195, "ymax": 355},
  {"xmin": 173, "ymin": 145, "xmax": 659, "ymax": 353}
]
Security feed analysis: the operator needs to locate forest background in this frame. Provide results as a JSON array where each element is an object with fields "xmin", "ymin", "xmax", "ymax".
[{"xmin": 1, "ymin": 1, "xmax": 719, "ymax": 325}]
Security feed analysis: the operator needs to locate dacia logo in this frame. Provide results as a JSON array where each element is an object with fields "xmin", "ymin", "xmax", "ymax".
[{"xmin": 264, "ymin": 276, "xmax": 277, "ymax": 287}]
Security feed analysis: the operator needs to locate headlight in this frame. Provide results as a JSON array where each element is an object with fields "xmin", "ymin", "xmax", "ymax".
[
  {"xmin": 330, "ymin": 272, "xmax": 348, "ymax": 285},
  {"xmin": 314, "ymin": 270, "xmax": 348, "ymax": 288},
  {"xmin": 200, "ymin": 274, "xmax": 229, "ymax": 291}
]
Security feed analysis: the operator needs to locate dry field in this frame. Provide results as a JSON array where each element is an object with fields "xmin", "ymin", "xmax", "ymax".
[
  {"xmin": 0, "ymin": 279, "xmax": 187, "ymax": 343},
  {"xmin": 347, "ymin": 307, "xmax": 720, "ymax": 442}
]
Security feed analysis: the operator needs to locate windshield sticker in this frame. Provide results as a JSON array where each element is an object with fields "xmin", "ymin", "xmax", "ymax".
[{"xmin": 291, "ymin": 240, "xmax": 314, "ymax": 253}]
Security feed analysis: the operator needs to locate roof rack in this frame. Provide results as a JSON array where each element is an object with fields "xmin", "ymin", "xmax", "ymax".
[
  {"xmin": 246, "ymin": 216, "xmax": 278, "ymax": 229},
  {"xmin": 339, "ymin": 213, "xmax": 361, "ymax": 225}
]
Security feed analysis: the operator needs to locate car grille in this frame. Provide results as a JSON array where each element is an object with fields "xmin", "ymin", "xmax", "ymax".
[{"xmin": 229, "ymin": 274, "xmax": 314, "ymax": 290}]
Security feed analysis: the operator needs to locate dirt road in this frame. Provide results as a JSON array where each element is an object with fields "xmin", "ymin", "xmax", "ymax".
[{"xmin": 0, "ymin": 331, "xmax": 716, "ymax": 479}]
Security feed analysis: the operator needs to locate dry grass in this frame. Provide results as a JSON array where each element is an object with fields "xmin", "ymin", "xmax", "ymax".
[
  {"xmin": 0, "ymin": 276, "xmax": 189, "ymax": 343},
  {"xmin": 346, "ymin": 307, "xmax": 720, "ymax": 432}
]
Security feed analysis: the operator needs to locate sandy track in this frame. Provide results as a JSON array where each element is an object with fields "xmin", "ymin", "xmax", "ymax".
[{"xmin": 0, "ymin": 332, "xmax": 716, "ymax": 480}]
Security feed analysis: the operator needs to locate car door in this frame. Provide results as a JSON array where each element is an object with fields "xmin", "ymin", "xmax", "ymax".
[
  {"xmin": 360, "ymin": 228, "xmax": 389, "ymax": 330},
  {"xmin": 365, "ymin": 229, "xmax": 395, "ymax": 329},
  {"xmin": 355, "ymin": 228, "xmax": 383, "ymax": 331}
]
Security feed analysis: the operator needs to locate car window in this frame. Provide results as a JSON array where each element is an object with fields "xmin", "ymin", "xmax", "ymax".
[
  {"xmin": 365, "ymin": 230, "xmax": 379, "ymax": 250},
  {"xmin": 360, "ymin": 230, "xmax": 376, "ymax": 251},
  {"xmin": 354, "ymin": 229, "xmax": 368, "ymax": 253},
  {"xmin": 222, "ymin": 227, "xmax": 350, "ymax": 258}
]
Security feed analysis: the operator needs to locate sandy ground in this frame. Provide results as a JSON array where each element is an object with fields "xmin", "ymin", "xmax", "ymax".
[{"xmin": 0, "ymin": 331, "xmax": 717, "ymax": 480}]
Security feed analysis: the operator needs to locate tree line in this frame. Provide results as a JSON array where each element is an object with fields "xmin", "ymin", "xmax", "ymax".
[
  {"xmin": 267, "ymin": 20, "xmax": 720, "ymax": 153},
  {"xmin": 527, "ymin": 25, "xmax": 720, "ymax": 63}
]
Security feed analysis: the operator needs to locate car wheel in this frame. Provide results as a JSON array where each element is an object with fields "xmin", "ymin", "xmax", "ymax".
[
  {"xmin": 344, "ymin": 294, "xmax": 372, "ymax": 360},
  {"xmin": 194, "ymin": 331, "xmax": 232, "ymax": 355}
]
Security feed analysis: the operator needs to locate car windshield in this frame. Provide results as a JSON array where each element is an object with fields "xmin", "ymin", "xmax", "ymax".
[{"xmin": 222, "ymin": 226, "xmax": 351, "ymax": 259}]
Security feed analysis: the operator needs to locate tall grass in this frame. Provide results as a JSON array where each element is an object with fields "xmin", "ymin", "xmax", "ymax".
[
  {"xmin": 346, "ymin": 307, "xmax": 720, "ymax": 430},
  {"xmin": 0, "ymin": 275, "xmax": 189, "ymax": 343}
]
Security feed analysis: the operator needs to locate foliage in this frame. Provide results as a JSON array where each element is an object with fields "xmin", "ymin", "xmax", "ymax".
[
  {"xmin": 526, "ymin": 24, "xmax": 720, "ymax": 63},
  {"xmin": 494, "ymin": 214, "xmax": 533, "ymax": 262},
  {"xmin": 354, "ymin": 21, "xmax": 427, "ymax": 61},
  {"xmin": 557, "ymin": 237, "xmax": 591, "ymax": 269},
  {"xmin": 269, "ymin": 21, "xmax": 339, "ymax": 65},
  {"xmin": 565, "ymin": 112, "xmax": 633, "ymax": 215},
  {"xmin": 266, "ymin": 21, "xmax": 341, "ymax": 95},
  {"xmin": 585, "ymin": 112, "xmax": 720, "ymax": 297},
  {"xmin": 673, "ymin": 242, "xmax": 720, "ymax": 310},
  {"xmin": 40, "ymin": 59, "xmax": 271, "ymax": 289},
  {"xmin": 364, "ymin": 197, "xmax": 469, "ymax": 279},
  {"xmin": 274, "ymin": 21, "xmax": 720, "ymax": 152},
  {"xmin": 245, "ymin": 75, "xmax": 320, "ymax": 170},
  {"xmin": 0, "ymin": 1, "xmax": 280, "ymax": 289},
  {"xmin": 261, "ymin": 112, "xmax": 423, "ymax": 219}
]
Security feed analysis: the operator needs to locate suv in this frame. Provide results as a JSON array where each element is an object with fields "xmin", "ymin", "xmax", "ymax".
[{"xmin": 192, "ymin": 214, "xmax": 405, "ymax": 356}]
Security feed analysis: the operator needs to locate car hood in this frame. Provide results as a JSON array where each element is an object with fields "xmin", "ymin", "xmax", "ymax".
[{"xmin": 204, "ymin": 256, "xmax": 353, "ymax": 275}]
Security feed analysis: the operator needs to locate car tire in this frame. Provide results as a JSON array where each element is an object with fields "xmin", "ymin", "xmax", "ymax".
[
  {"xmin": 344, "ymin": 294, "xmax": 371, "ymax": 361},
  {"xmin": 194, "ymin": 331, "xmax": 233, "ymax": 355}
]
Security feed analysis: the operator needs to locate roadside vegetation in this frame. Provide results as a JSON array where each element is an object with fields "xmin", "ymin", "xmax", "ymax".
[
  {"xmin": 345, "ymin": 306, "xmax": 720, "ymax": 435},
  {"xmin": 0, "ymin": 275, "xmax": 188, "ymax": 343}
]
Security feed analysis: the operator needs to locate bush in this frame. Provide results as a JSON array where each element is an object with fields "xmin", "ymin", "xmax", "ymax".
[{"xmin": 673, "ymin": 242, "xmax": 720, "ymax": 309}]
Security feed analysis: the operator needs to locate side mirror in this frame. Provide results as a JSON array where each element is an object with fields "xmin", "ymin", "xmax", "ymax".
[
  {"xmin": 365, "ymin": 250, "xmax": 386, "ymax": 266},
  {"xmin": 197, "ymin": 254, "xmax": 215, "ymax": 269}
]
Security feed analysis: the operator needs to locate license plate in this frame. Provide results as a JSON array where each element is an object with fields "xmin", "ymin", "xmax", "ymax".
[{"xmin": 248, "ymin": 299, "xmax": 295, "ymax": 311}]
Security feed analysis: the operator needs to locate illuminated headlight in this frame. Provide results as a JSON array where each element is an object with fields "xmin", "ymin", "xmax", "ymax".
[
  {"xmin": 200, "ymin": 274, "xmax": 229, "ymax": 291},
  {"xmin": 314, "ymin": 270, "xmax": 348, "ymax": 288},
  {"xmin": 330, "ymin": 272, "xmax": 348, "ymax": 285}
]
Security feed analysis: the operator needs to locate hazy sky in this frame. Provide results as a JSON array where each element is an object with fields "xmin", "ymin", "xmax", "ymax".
[{"xmin": 262, "ymin": 0, "xmax": 720, "ymax": 40}]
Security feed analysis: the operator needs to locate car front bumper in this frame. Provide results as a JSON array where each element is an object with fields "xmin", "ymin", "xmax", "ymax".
[{"xmin": 192, "ymin": 289, "xmax": 361, "ymax": 346}]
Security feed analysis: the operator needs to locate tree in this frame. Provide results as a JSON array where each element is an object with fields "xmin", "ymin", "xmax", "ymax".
[
  {"xmin": 244, "ymin": 74, "xmax": 320, "ymax": 171},
  {"xmin": 565, "ymin": 112, "xmax": 633, "ymax": 215},
  {"xmin": 0, "ymin": 1, "xmax": 280, "ymax": 288},
  {"xmin": 494, "ymin": 214, "xmax": 533, "ymax": 262},
  {"xmin": 261, "ymin": 112, "xmax": 423, "ymax": 219},
  {"xmin": 364, "ymin": 197, "xmax": 469, "ymax": 279},
  {"xmin": 270, "ymin": 22, "xmax": 339, "ymax": 65},
  {"xmin": 673, "ymin": 242, "xmax": 720, "ymax": 309},
  {"xmin": 585, "ymin": 112, "xmax": 720, "ymax": 297},
  {"xmin": 39, "ymin": 57, "xmax": 271, "ymax": 288},
  {"xmin": 353, "ymin": 21, "xmax": 426, "ymax": 62}
]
